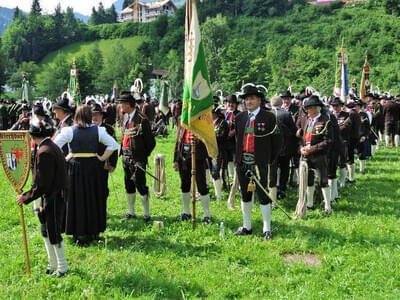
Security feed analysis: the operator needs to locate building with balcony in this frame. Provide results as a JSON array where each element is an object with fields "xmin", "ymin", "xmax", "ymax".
[{"xmin": 118, "ymin": 0, "xmax": 177, "ymax": 23}]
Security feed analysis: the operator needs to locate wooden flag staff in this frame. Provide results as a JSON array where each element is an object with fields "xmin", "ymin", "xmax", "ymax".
[
  {"xmin": 17, "ymin": 188, "xmax": 31, "ymax": 277},
  {"xmin": 191, "ymin": 134, "xmax": 197, "ymax": 230}
]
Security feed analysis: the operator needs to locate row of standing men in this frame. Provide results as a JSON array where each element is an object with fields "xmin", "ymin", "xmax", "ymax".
[{"xmin": 14, "ymin": 86, "xmax": 400, "ymax": 276}]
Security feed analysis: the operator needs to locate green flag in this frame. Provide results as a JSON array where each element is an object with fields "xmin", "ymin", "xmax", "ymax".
[
  {"xmin": 182, "ymin": 0, "xmax": 217, "ymax": 158},
  {"xmin": 69, "ymin": 58, "xmax": 81, "ymax": 105},
  {"xmin": 159, "ymin": 80, "xmax": 169, "ymax": 115}
]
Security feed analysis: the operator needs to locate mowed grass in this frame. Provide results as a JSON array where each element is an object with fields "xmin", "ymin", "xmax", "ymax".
[
  {"xmin": 1, "ymin": 129, "xmax": 400, "ymax": 299},
  {"xmin": 39, "ymin": 36, "xmax": 145, "ymax": 67}
]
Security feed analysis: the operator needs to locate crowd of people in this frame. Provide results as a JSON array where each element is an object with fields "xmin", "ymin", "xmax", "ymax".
[{"xmin": 9, "ymin": 83, "xmax": 400, "ymax": 278}]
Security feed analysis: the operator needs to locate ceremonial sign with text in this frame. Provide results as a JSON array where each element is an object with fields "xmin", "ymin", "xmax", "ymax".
[{"xmin": 0, "ymin": 131, "xmax": 31, "ymax": 193}]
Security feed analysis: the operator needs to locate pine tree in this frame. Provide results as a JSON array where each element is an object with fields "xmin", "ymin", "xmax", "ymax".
[
  {"xmin": 13, "ymin": 6, "xmax": 23, "ymax": 20},
  {"xmin": 97, "ymin": 2, "xmax": 106, "ymax": 23},
  {"xmin": 89, "ymin": 7, "xmax": 100, "ymax": 25},
  {"xmin": 106, "ymin": 4, "xmax": 118, "ymax": 23},
  {"xmin": 53, "ymin": 3, "xmax": 64, "ymax": 49},
  {"xmin": 31, "ymin": 0, "xmax": 42, "ymax": 15},
  {"xmin": 123, "ymin": 0, "xmax": 133, "ymax": 10}
]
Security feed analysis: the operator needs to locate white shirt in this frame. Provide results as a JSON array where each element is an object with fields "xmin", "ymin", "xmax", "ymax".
[
  {"xmin": 309, "ymin": 113, "xmax": 321, "ymax": 124},
  {"xmin": 60, "ymin": 115, "xmax": 71, "ymax": 125},
  {"xmin": 54, "ymin": 125, "xmax": 120, "ymax": 152},
  {"xmin": 55, "ymin": 114, "xmax": 71, "ymax": 131},
  {"xmin": 124, "ymin": 110, "xmax": 136, "ymax": 128},
  {"xmin": 364, "ymin": 109, "xmax": 372, "ymax": 124},
  {"xmin": 247, "ymin": 106, "xmax": 261, "ymax": 121}
]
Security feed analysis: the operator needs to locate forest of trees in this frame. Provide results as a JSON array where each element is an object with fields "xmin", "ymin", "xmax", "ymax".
[{"xmin": 1, "ymin": 0, "xmax": 400, "ymax": 100}]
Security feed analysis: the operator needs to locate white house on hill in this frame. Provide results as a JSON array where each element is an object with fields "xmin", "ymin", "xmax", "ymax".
[{"xmin": 118, "ymin": 0, "xmax": 177, "ymax": 23}]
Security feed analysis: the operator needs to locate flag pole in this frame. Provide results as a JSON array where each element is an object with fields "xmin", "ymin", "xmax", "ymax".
[
  {"xmin": 186, "ymin": 0, "xmax": 196, "ymax": 230},
  {"xmin": 191, "ymin": 134, "xmax": 197, "ymax": 230},
  {"xmin": 17, "ymin": 189, "xmax": 31, "ymax": 277}
]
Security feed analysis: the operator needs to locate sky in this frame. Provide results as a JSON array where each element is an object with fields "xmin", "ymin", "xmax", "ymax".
[{"xmin": 0, "ymin": 0, "xmax": 117, "ymax": 16}]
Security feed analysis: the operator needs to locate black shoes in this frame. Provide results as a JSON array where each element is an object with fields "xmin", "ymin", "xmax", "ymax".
[
  {"xmin": 202, "ymin": 216, "xmax": 211, "ymax": 224},
  {"xmin": 307, "ymin": 205, "xmax": 315, "ymax": 210},
  {"xmin": 50, "ymin": 270, "xmax": 67, "ymax": 278},
  {"xmin": 263, "ymin": 231, "xmax": 272, "ymax": 241},
  {"xmin": 346, "ymin": 179, "xmax": 356, "ymax": 184},
  {"xmin": 331, "ymin": 197, "xmax": 340, "ymax": 203},
  {"xmin": 143, "ymin": 215, "xmax": 151, "ymax": 223},
  {"xmin": 123, "ymin": 213, "xmax": 136, "ymax": 220},
  {"xmin": 277, "ymin": 190, "xmax": 286, "ymax": 200},
  {"xmin": 177, "ymin": 213, "xmax": 191, "ymax": 221},
  {"xmin": 235, "ymin": 227, "xmax": 252, "ymax": 235}
]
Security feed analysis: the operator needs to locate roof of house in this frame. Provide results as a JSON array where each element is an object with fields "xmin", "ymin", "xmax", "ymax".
[{"xmin": 127, "ymin": 0, "xmax": 177, "ymax": 10}]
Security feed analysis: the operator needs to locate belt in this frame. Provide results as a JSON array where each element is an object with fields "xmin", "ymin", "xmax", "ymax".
[
  {"xmin": 242, "ymin": 152, "xmax": 255, "ymax": 165},
  {"xmin": 122, "ymin": 148, "xmax": 133, "ymax": 156},
  {"xmin": 69, "ymin": 153, "xmax": 97, "ymax": 158},
  {"xmin": 183, "ymin": 143, "xmax": 191, "ymax": 152}
]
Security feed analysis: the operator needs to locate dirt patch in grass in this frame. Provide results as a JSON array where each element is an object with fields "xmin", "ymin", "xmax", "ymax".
[{"xmin": 284, "ymin": 253, "xmax": 322, "ymax": 267}]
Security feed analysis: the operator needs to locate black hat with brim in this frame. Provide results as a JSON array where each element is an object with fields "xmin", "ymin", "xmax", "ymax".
[
  {"xmin": 29, "ymin": 120, "xmax": 54, "ymax": 138},
  {"xmin": 303, "ymin": 95, "xmax": 323, "ymax": 108},
  {"xmin": 91, "ymin": 103, "xmax": 104, "ymax": 114},
  {"xmin": 118, "ymin": 91, "xmax": 135, "ymax": 105},
  {"xmin": 239, "ymin": 86, "xmax": 263, "ymax": 99},
  {"xmin": 33, "ymin": 103, "xmax": 47, "ymax": 117},
  {"xmin": 280, "ymin": 90, "xmax": 292, "ymax": 98},
  {"xmin": 225, "ymin": 94, "xmax": 238, "ymax": 103},
  {"xmin": 53, "ymin": 96, "xmax": 73, "ymax": 113},
  {"xmin": 330, "ymin": 97, "xmax": 344, "ymax": 106}
]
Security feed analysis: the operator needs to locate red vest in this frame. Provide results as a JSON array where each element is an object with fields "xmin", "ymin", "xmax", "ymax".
[
  {"xmin": 304, "ymin": 118, "xmax": 313, "ymax": 144},
  {"xmin": 184, "ymin": 130, "xmax": 192, "ymax": 144},
  {"xmin": 243, "ymin": 119, "xmax": 255, "ymax": 153},
  {"xmin": 122, "ymin": 120, "xmax": 133, "ymax": 148}
]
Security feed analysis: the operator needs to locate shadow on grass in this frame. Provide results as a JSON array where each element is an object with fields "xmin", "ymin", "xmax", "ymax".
[
  {"xmin": 274, "ymin": 172, "xmax": 400, "ymax": 218},
  {"xmin": 273, "ymin": 219, "xmax": 398, "ymax": 248},
  {"xmin": 109, "ymin": 270, "xmax": 207, "ymax": 298},
  {"xmin": 102, "ymin": 214, "xmax": 222, "ymax": 258}
]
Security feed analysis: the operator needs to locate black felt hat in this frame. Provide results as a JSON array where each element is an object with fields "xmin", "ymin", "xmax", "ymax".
[
  {"xmin": 225, "ymin": 94, "xmax": 238, "ymax": 103},
  {"xmin": 117, "ymin": 91, "xmax": 136, "ymax": 105},
  {"xmin": 33, "ymin": 103, "xmax": 47, "ymax": 117},
  {"xmin": 303, "ymin": 95, "xmax": 323, "ymax": 108},
  {"xmin": 330, "ymin": 97, "xmax": 344, "ymax": 106},
  {"xmin": 53, "ymin": 95, "xmax": 73, "ymax": 113},
  {"xmin": 280, "ymin": 90, "xmax": 293, "ymax": 98},
  {"xmin": 240, "ymin": 85, "xmax": 263, "ymax": 99},
  {"xmin": 91, "ymin": 103, "xmax": 104, "ymax": 114},
  {"xmin": 29, "ymin": 119, "xmax": 54, "ymax": 138}
]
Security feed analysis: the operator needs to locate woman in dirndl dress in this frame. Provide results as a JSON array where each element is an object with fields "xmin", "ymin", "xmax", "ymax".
[{"xmin": 54, "ymin": 105, "xmax": 119, "ymax": 244}]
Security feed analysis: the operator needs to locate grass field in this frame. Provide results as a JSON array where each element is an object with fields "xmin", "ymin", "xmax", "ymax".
[
  {"xmin": 0, "ymin": 130, "xmax": 400, "ymax": 299},
  {"xmin": 39, "ymin": 36, "xmax": 145, "ymax": 67}
]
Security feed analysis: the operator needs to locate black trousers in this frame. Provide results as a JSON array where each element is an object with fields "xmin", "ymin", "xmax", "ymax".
[
  {"xmin": 347, "ymin": 139, "xmax": 358, "ymax": 164},
  {"xmin": 306, "ymin": 155, "xmax": 328, "ymax": 188},
  {"xmin": 123, "ymin": 158, "xmax": 148, "ymax": 196},
  {"xmin": 39, "ymin": 193, "xmax": 65, "ymax": 245},
  {"xmin": 357, "ymin": 141, "xmax": 367, "ymax": 160},
  {"xmin": 385, "ymin": 122, "xmax": 397, "ymax": 137},
  {"xmin": 328, "ymin": 149, "xmax": 339, "ymax": 179},
  {"xmin": 237, "ymin": 163, "xmax": 271, "ymax": 205},
  {"xmin": 179, "ymin": 158, "xmax": 209, "ymax": 196},
  {"xmin": 338, "ymin": 141, "xmax": 348, "ymax": 168},
  {"xmin": 269, "ymin": 155, "xmax": 290, "ymax": 192}
]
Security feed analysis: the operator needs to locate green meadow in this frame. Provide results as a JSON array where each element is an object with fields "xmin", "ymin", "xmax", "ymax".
[
  {"xmin": 1, "ymin": 130, "xmax": 400, "ymax": 299},
  {"xmin": 39, "ymin": 36, "xmax": 144, "ymax": 67}
]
